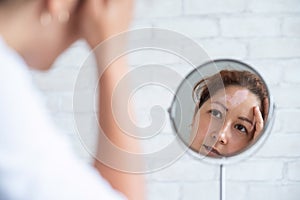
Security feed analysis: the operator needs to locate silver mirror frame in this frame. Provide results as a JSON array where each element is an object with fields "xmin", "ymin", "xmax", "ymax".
[{"xmin": 168, "ymin": 59, "xmax": 276, "ymax": 165}]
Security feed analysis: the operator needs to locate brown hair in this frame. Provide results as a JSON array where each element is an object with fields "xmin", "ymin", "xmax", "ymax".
[
  {"xmin": 0, "ymin": 0, "xmax": 30, "ymax": 5},
  {"xmin": 193, "ymin": 70, "xmax": 269, "ymax": 120}
]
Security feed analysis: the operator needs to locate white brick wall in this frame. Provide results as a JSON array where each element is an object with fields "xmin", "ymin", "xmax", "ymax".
[
  {"xmin": 147, "ymin": 182, "xmax": 181, "ymax": 200},
  {"xmin": 248, "ymin": 38, "xmax": 300, "ymax": 59},
  {"xmin": 247, "ymin": 0, "xmax": 300, "ymax": 13},
  {"xmin": 283, "ymin": 17, "xmax": 300, "ymax": 36},
  {"xmin": 287, "ymin": 161, "xmax": 300, "ymax": 181},
  {"xmin": 135, "ymin": 0, "xmax": 182, "ymax": 18},
  {"xmin": 245, "ymin": 184, "xmax": 300, "ymax": 200},
  {"xmin": 220, "ymin": 17, "xmax": 281, "ymax": 37},
  {"xmin": 182, "ymin": 181, "xmax": 219, "ymax": 200},
  {"xmin": 226, "ymin": 159, "xmax": 284, "ymax": 181},
  {"xmin": 197, "ymin": 39, "xmax": 247, "ymax": 59},
  {"xmin": 31, "ymin": 0, "xmax": 300, "ymax": 199},
  {"xmin": 183, "ymin": 0, "xmax": 246, "ymax": 14},
  {"xmin": 152, "ymin": 17, "xmax": 219, "ymax": 38}
]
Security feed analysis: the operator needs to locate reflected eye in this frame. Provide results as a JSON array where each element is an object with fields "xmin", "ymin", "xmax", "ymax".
[
  {"xmin": 209, "ymin": 109, "xmax": 222, "ymax": 119},
  {"xmin": 234, "ymin": 124, "xmax": 248, "ymax": 134}
]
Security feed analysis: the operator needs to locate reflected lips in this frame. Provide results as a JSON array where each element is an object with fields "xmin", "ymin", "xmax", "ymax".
[{"xmin": 203, "ymin": 144, "xmax": 222, "ymax": 156}]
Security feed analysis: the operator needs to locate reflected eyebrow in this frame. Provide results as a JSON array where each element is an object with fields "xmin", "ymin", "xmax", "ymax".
[
  {"xmin": 212, "ymin": 101, "xmax": 228, "ymax": 111},
  {"xmin": 238, "ymin": 117, "xmax": 253, "ymax": 126}
]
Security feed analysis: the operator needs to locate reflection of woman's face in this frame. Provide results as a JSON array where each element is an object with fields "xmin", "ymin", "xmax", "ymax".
[{"xmin": 190, "ymin": 86, "xmax": 261, "ymax": 157}]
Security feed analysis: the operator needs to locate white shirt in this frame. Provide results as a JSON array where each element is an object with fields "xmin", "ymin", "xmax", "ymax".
[{"xmin": 0, "ymin": 37, "xmax": 126, "ymax": 200}]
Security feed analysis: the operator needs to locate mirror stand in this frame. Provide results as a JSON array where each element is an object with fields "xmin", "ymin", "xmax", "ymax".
[
  {"xmin": 220, "ymin": 164, "xmax": 226, "ymax": 200},
  {"xmin": 169, "ymin": 59, "xmax": 275, "ymax": 200}
]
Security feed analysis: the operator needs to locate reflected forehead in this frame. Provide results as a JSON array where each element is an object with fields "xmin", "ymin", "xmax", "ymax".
[{"xmin": 211, "ymin": 86, "xmax": 259, "ymax": 109}]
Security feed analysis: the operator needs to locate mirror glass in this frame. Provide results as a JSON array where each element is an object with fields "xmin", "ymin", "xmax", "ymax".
[{"xmin": 169, "ymin": 59, "xmax": 275, "ymax": 160}]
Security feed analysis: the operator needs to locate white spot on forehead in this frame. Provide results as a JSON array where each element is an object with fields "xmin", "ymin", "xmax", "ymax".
[{"xmin": 226, "ymin": 89, "xmax": 249, "ymax": 107}]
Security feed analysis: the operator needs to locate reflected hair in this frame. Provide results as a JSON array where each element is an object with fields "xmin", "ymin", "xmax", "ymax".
[
  {"xmin": 193, "ymin": 70, "xmax": 268, "ymax": 120},
  {"xmin": 0, "ymin": 0, "xmax": 30, "ymax": 5}
]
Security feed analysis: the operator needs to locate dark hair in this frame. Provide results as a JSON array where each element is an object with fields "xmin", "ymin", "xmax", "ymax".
[
  {"xmin": 0, "ymin": 0, "xmax": 24, "ymax": 5},
  {"xmin": 193, "ymin": 70, "xmax": 268, "ymax": 120}
]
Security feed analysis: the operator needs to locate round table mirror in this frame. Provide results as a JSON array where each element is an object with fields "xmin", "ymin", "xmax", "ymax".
[{"xmin": 169, "ymin": 59, "xmax": 275, "ymax": 164}]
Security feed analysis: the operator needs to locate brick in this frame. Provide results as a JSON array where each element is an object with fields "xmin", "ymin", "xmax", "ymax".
[
  {"xmin": 72, "ymin": 89, "xmax": 97, "ymax": 113},
  {"xmin": 130, "ymin": 20, "xmax": 153, "ymax": 30},
  {"xmin": 72, "ymin": 113, "xmax": 98, "ymax": 136},
  {"xmin": 248, "ymin": 39, "xmax": 300, "ymax": 59},
  {"xmin": 31, "ymin": 68, "xmax": 79, "ymax": 91},
  {"xmin": 128, "ymin": 49, "xmax": 184, "ymax": 67},
  {"xmin": 52, "ymin": 41, "xmax": 91, "ymax": 69},
  {"xmin": 170, "ymin": 63, "xmax": 195, "ymax": 78},
  {"xmin": 248, "ymin": 0, "xmax": 300, "ymax": 13},
  {"xmin": 283, "ymin": 17, "xmax": 300, "ymax": 37},
  {"xmin": 256, "ymin": 134, "xmax": 300, "ymax": 157},
  {"xmin": 226, "ymin": 182, "xmax": 248, "ymax": 200},
  {"xmin": 179, "ymin": 44, "xmax": 215, "ymax": 69},
  {"xmin": 74, "ymin": 65, "xmax": 98, "ymax": 91},
  {"xmin": 146, "ymin": 182, "xmax": 180, "ymax": 200},
  {"xmin": 148, "ymin": 158, "xmax": 218, "ymax": 181},
  {"xmin": 247, "ymin": 183, "xmax": 300, "ymax": 200},
  {"xmin": 140, "ymin": 133, "xmax": 176, "ymax": 153},
  {"xmin": 272, "ymin": 111, "xmax": 282, "ymax": 133},
  {"xmin": 227, "ymin": 182, "xmax": 300, "ymax": 200},
  {"xmin": 276, "ymin": 109, "xmax": 300, "ymax": 133},
  {"xmin": 152, "ymin": 18, "xmax": 219, "ymax": 38},
  {"xmin": 150, "ymin": 64, "xmax": 186, "ymax": 90},
  {"xmin": 282, "ymin": 59, "xmax": 300, "ymax": 84},
  {"xmin": 245, "ymin": 59, "xmax": 285, "ymax": 85},
  {"xmin": 287, "ymin": 160, "xmax": 300, "ymax": 181},
  {"xmin": 272, "ymin": 85, "xmax": 300, "ymax": 109},
  {"xmin": 130, "ymin": 83, "xmax": 174, "ymax": 129},
  {"xmin": 182, "ymin": 181, "xmax": 219, "ymax": 200},
  {"xmin": 220, "ymin": 17, "xmax": 281, "ymax": 37},
  {"xmin": 134, "ymin": 0, "xmax": 182, "ymax": 18},
  {"xmin": 197, "ymin": 39, "xmax": 247, "ymax": 59},
  {"xmin": 226, "ymin": 160, "xmax": 283, "ymax": 181},
  {"xmin": 184, "ymin": 0, "xmax": 246, "ymax": 15}
]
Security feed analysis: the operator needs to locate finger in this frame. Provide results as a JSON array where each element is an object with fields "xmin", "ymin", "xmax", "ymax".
[
  {"xmin": 253, "ymin": 106, "xmax": 264, "ymax": 140},
  {"xmin": 263, "ymin": 97, "xmax": 269, "ymax": 121}
]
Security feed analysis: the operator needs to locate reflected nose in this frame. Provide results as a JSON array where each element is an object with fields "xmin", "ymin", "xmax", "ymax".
[
  {"xmin": 218, "ymin": 132, "xmax": 228, "ymax": 145},
  {"xmin": 212, "ymin": 122, "xmax": 230, "ymax": 145}
]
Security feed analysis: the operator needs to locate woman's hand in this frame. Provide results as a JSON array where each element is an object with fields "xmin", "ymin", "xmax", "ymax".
[
  {"xmin": 76, "ymin": 0, "xmax": 134, "ymax": 48},
  {"xmin": 263, "ymin": 97, "xmax": 269, "ymax": 122},
  {"xmin": 252, "ymin": 96, "xmax": 269, "ymax": 141},
  {"xmin": 253, "ymin": 106, "xmax": 264, "ymax": 141}
]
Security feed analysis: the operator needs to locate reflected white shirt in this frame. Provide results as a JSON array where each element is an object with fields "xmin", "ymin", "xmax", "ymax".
[{"xmin": 0, "ymin": 37, "xmax": 125, "ymax": 200}]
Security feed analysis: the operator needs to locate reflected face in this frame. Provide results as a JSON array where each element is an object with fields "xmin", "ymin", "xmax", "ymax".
[{"xmin": 190, "ymin": 86, "xmax": 261, "ymax": 157}]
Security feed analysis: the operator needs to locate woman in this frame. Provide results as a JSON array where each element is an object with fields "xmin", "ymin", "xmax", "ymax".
[
  {"xmin": 0, "ymin": 0, "xmax": 144, "ymax": 200},
  {"xmin": 190, "ymin": 70, "xmax": 268, "ymax": 157}
]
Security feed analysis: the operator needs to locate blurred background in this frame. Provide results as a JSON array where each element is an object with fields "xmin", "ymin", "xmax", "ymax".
[{"xmin": 31, "ymin": 0, "xmax": 300, "ymax": 199}]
